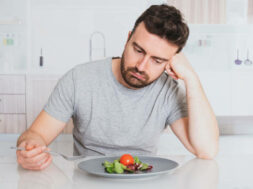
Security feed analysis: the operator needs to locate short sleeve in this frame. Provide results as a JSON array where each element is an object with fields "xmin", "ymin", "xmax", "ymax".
[
  {"xmin": 165, "ymin": 80, "xmax": 188, "ymax": 126},
  {"xmin": 43, "ymin": 69, "xmax": 75, "ymax": 123}
]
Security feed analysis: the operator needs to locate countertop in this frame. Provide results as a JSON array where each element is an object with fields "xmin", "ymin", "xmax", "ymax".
[{"xmin": 1, "ymin": 134, "xmax": 253, "ymax": 189}]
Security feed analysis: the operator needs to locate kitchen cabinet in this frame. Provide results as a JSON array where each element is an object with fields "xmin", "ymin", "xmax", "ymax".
[
  {"xmin": 0, "ymin": 75, "xmax": 26, "ymax": 133},
  {"xmin": 197, "ymin": 70, "xmax": 253, "ymax": 116},
  {"xmin": 0, "ymin": 74, "xmax": 73, "ymax": 134},
  {"xmin": 0, "ymin": 95, "xmax": 26, "ymax": 113},
  {"xmin": 26, "ymin": 74, "xmax": 73, "ymax": 134},
  {"xmin": 0, "ymin": 114, "xmax": 26, "ymax": 133},
  {"xmin": 231, "ymin": 71, "xmax": 253, "ymax": 115},
  {"xmin": 0, "ymin": 75, "xmax": 26, "ymax": 94},
  {"xmin": 197, "ymin": 71, "xmax": 231, "ymax": 116}
]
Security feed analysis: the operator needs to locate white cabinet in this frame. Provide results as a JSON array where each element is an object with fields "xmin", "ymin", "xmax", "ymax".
[
  {"xmin": 26, "ymin": 74, "xmax": 73, "ymax": 134},
  {"xmin": 198, "ymin": 70, "xmax": 253, "ymax": 116},
  {"xmin": 26, "ymin": 74, "xmax": 59, "ymax": 127},
  {"xmin": 0, "ymin": 74, "xmax": 26, "ymax": 133},
  {"xmin": 0, "ymin": 74, "xmax": 73, "ymax": 133},
  {"xmin": 231, "ymin": 71, "xmax": 253, "ymax": 115},
  {"xmin": 0, "ymin": 75, "xmax": 26, "ymax": 94},
  {"xmin": 0, "ymin": 95, "xmax": 26, "ymax": 113},
  {"xmin": 198, "ymin": 71, "xmax": 231, "ymax": 116},
  {"xmin": 0, "ymin": 114, "xmax": 26, "ymax": 133}
]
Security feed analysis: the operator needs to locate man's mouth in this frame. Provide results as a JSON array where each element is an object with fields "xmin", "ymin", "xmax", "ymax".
[{"xmin": 130, "ymin": 71, "xmax": 145, "ymax": 81}]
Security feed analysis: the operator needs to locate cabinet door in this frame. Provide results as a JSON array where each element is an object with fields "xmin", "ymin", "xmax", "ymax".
[
  {"xmin": 231, "ymin": 71, "xmax": 253, "ymax": 115},
  {"xmin": 0, "ymin": 75, "xmax": 26, "ymax": 94},
  {"xmin": 26, "ymin": 75, "xmax": 73, "ymax": 133},
  {"xmin": 197, "ymin": 71, "xmax": 231, "ymax": 116},
  {"xmin": 0, "ymin": 95, "xmax": 26, "ymax": 113},
  {"xmin": 0, "ymin": 114, "xmax": 26, "ymax": 133}
]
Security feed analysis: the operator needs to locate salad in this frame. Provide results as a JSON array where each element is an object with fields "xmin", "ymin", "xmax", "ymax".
[{"xmin": 102, "ymin": 154, "xmax": 153, "ymax": 174}]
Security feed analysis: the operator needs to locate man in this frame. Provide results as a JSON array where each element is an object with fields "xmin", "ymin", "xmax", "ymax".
[{"xmin": 16, "ymin": 4, "xmax": 219, "ymax": 171}]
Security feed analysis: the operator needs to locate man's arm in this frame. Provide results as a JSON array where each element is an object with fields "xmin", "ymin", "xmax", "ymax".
[
  {"xmin": 169, "ymin": 117, "xmax": 197, "ymax": 155},
  {"xmin": 17, "ymin": 110, "xmax": 66, "ymax": 146},
  {"xmin": 166, "ymin": 53, "xmax": 219, "ymax": 159},
  {"xmin": 16, "ymin": 110, "xmax": 67, "ymax": 170}
]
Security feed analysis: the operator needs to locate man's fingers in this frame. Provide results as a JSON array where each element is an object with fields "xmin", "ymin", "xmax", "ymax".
[
  {"xmin": 39, "ymin": 155, "xmax": 52, "ymax": 170},
  {"xmin": 18, "ymin": 153, "xmax": 52, "ymax": 170},
  {"xmin": 20, "ymin": 146, "xmax": 47, "ymax": 158},
  {"xmin": 25, "ymin": 152, "xmax": 49, "ymax": 165},
  {"xmin": 166, "ymin": 66, "xmax": 179, "ymax": 80},
  {"xmin": 23, "ymin": 155, "xmax": 52, "ymax": 171}
]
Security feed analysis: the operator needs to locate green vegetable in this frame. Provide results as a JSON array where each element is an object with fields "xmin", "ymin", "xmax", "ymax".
[
  {"xmin": 103, "ymin": 156, "xmax": 152, "ymax": 174},
  {"xmin": 106, "ymin": 167, "xmax": 114, "ymax": 173},
  {"xmin": 134, "ymin": 156, "xmax": 141, "ymax": 164},
  {"xmin": 114, "ymin": 161, "xmax": 124, "ymax": 174},
  {"xmin": 140, "ymin": 163, "xmax": 149, "ymax": 170},
  {"xmin": 121, "ymin": 164, "xmax": 127, "ymax": 170},
  {"xmin": 103, "ymin": 161, "xmax": 113, "ymax": 168}
]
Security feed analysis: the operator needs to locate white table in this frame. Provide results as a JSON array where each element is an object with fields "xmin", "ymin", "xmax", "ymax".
[{"xmin": 1, "ymin": 134, "xmax": 253, "ymax": 189}]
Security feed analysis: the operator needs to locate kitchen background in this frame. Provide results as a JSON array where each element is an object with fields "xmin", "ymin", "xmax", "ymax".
[{"xmin": 0, "ymin": 0, "xmax": 253, "ymax": 134}]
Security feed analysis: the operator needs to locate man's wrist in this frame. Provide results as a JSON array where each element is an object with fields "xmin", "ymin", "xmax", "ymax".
[{"xmin": 182, "ymin": 71, "xmax": 199, "ymax": 85}]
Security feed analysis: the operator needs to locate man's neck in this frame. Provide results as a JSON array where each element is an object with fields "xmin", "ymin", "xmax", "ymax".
[{"xmin": 112, "ymin": 57, "xmax": 123, "ymax": 85}]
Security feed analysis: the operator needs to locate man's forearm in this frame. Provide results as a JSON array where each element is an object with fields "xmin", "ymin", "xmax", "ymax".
[{"xmin": 184, "ymin": 74, "xmax": 219, "ymax": 159}]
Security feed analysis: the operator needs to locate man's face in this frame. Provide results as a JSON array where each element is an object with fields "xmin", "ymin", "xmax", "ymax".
[{"xmin": 120, "ymin": 22, "xmax": 178, "ymax": 89}]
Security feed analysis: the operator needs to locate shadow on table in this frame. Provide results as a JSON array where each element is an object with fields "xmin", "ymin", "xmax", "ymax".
[{"xmin": 17, "ymin": 162, "xmax": 72, "ymax": 189}]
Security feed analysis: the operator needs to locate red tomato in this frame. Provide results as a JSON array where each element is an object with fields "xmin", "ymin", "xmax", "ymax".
[{"xmin": 119, "ymin": 154, "xmax": 134, "ymax": 166}]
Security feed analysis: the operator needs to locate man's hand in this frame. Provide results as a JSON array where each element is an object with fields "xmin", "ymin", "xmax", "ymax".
[
  {"xmin": 165, "ymin": 52, "xmax": 196, "ymax": 81},
  {"xmin": 17, "ymin": 140, "xmax": 52, "ymax": 171},
  {"xmin": 16, "ymin": 110, "xmax": 67, "ymax": 170}
]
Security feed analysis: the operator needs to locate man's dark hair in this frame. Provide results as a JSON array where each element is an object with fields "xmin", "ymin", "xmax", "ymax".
[{"xmin": 130, "ymin": 4, "xmax": 189, "ymax": 53}]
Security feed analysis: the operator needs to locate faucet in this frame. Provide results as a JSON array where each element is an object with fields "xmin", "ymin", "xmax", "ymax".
[{"xmin": 89, "ymin": 31, "xmax": 106, "ymax": 61}]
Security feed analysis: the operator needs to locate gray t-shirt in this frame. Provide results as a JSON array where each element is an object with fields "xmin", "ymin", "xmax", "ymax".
[{"xmin": 44, "ymin": 57, "xmax": 188, "ymax": 156}]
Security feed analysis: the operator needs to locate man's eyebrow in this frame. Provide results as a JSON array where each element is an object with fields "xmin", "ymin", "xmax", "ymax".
[
  {"xmin": 133, "ymin": 41, "xmax": 169, "ymax": 62},
  {"xmin": 133, "ymin": 42, "xmax": 146, "ymax": 54},
  {"xmin": 152, "ymin": 56, "xmax": 169, "ymax": 62}
]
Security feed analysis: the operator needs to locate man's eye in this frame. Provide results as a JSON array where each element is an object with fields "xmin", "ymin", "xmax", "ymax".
[
  {"xmin": 154, "ymin": 59, "xmax": 162, "ymax": 64},
  {"xmin": 134, "ymin": 48, "xmax": 142, "ymax": 53}
]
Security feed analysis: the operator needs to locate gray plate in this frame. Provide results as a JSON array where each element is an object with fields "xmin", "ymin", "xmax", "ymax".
[{"xmin": 78, "ymin": 156, "xmax": 179, "ymax": 179}]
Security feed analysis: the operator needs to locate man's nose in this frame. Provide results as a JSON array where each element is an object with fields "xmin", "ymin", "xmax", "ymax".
[{"xmin": 136, "ymin": 56, "xmax": 149, "ymax": 72}]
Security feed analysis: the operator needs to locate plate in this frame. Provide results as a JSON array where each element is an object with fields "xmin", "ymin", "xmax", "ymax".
[{"xmin": 78, "ymin": 156, "xmax": 179, "ymax": 179}]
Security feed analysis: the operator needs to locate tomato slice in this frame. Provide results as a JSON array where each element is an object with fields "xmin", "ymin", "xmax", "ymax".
[{"xmin": 119, "ymin": 154, "xmax": 134, "ymax": 166}]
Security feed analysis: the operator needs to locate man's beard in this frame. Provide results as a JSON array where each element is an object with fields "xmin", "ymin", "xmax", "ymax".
[{"xmin": 120, "ymin": 53, "xmax": 152, "ymax": 89}]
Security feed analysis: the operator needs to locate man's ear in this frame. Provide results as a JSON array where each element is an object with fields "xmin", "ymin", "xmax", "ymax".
[
  {"xmin": 127, "ymin": 31, "xmax": 132, "ymax": 41},
  {"xmin": 124, "ymin": 31, "xmax": 132, "ymax": 48}
]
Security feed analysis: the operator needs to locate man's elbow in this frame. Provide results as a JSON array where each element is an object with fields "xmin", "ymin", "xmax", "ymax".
[{"xmin": 196, "ymin": 148, "xmax": 218, "ymax": 160}]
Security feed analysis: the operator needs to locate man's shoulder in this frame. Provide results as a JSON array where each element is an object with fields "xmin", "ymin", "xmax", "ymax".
[
  {"xmin": 73, "ymin": 57, "xmax": 110, "ymax": 73},
  {"xmin": 68, "ymin": 57, "xmax": 111, "ymax": 80},
  {"xmin": 58, "ymin": 57, "xmax": 111, "ymax": 85}
]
